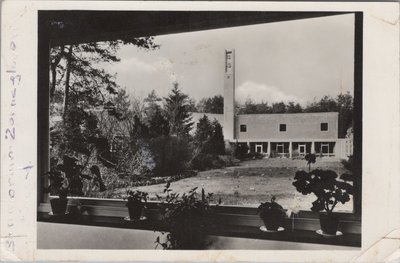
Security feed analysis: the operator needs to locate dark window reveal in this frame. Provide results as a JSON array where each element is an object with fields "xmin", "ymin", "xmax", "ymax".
[{"xmin": 279, "ymin": 124, "xmax": 286, "ymax": 132}]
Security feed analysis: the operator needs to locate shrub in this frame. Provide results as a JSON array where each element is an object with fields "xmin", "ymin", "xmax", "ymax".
[
  {"xmin": 149, "ymin": 135, "xmax": 192, "ymax": 177},
  {"xmin": 269, "ymin": 150, "xmax": 279, "ymax": 158},
  {"xmin": 247, "ymin": 151, "xmax": 263, "ymax": 159},
  {"xmin": 217, "ymin": 155, "xmax": 240, "ymax": 167},
  {"xmin": 233, "ymin": 142, "xmax": 249, "ymax": 161},
  {"xmin": 341, "ymin": 155, "xmax": 354, "ymax": 172},
  {"xmin": 191, "ymin": 153, "xmax": 215, "ymax": 171}
]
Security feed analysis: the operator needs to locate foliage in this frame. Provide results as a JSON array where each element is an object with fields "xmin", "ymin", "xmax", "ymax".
[
  {"xmin": 44, "ymin": 157, "xmax": 69, "ymax": 199},
  {"xmin": 123, "ymin": 190, "xmax": 148, "ymax": 205},
  {"xmin": 196, "ymin": 95, "xmax": 224, "ymax": 114},
  {"xmin": 257, "ymin": 196, "xmax": 287, "ymax": 224},
  {"xmin": 163, "ymin": 83, "xmax": 194, "ymax": 137},
  {"xmin": 193, "ymin": 115, "xmax": 214, "ymax": 149},
  {"xmin": 50, "ymin": 38, "xmax": 159, "ymax": 109},
  {"xmin": 233, "ymin": 141, "xmax": 249, "ymax": 161},
  {"xmin": 155, "ymin": 183, "xmax": 220, "ymax": 249},
  {"xmin": 247, "ymin": 151, "xmax": 265, "ymax": 160},
  {"xmin": 341, "ymin": 155, "xmax": 354, "ymax": 173},
  {"xmin": 210, "ymin": 120, "xmax": 225, "ymax": 155},
  {"xmin": 192, "ymin": 116, "xmax": 226, "ymax": 170},
  {"xmin": 45, "ymin": 155, "xmax": 106, "ymax": 198},
  {"xmin": 49, "ymin": 34, "xmax": 159, "ymax": 197},
  {"xmin": 144, "ymin": 90, "xmax": 170, "ymax": 137},
  {"xmin": 149, "ymin": 135, "xmax": 192, "ymax": 177},
  {"xmin": 191, "ymin": 153, "xmax": 216, "ymax": 171},
  {"xmin": 305, "ymin": 153, "xmax": 316, "ymax": 172},
  {"xmin": 292, "ymin": 169, "xmax": 354, "ymax": 214}
]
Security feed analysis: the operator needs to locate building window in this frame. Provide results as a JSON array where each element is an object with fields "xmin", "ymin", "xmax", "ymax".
[
  {"xmin": 255, "ymin": 143, "xmax": 263, "ymax": 153},
  {"xmin": 240, "ymin": 124, "xmax": 247, "ymax": 132},
  {"xmin": 279, "ymin": 124, "xmax": 286, "ymax": 132},
  {"xmin": 321, "ymin": 122, "xmax": 328, "ymax": 131}
]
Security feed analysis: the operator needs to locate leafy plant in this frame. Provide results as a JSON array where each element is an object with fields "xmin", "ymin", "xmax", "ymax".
[
  {"xmin": 292, "ymin": 169, "xmax": 354, "ymax": 215},
  {"xmin": 155, "ymin": 182, "xmax": 221, "ymax": 249},
  {"xmin": 45, "ymin": 155, "xmax": 106, "ymax": 198},
  {"xmin": 124, "ymin": 190, "xmax": 149, "ymax": 204},
  {"xmin": 123, "ymin": 189, "xmax": 149, "ymax": 219},
  {"xmin": 305, "ymin": 153, "xmax": 316, "ymax": 172},
  {"xmin": 257, "ymin": 196, "xmax": 287, "ymax": 230},
  {"xmin": 44, "ymin": 157, "xmax": 69, "ymax": 199}
]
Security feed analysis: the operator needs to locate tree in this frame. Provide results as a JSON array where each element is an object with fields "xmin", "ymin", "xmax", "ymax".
[
  {"xmin": 49, "ymin": 36, "xmax": 159, "ymax": 130},
  {"xmin": 164, "ymin": 83, "xmax": 194, "ymax": 137},
  {"xmin": 148, "ymin": 107, "xmax": 170, "ymax": 138},
  {"xmin": 193, "ymin": 115, "xmax": 213, "ymax": 148},
  {"xmin": 303, "ymin": 93, "xmax": 353, "ymax": 138},
  {"xmin": 286, "ymin": 101, "xmax": 303, "ymax": 113},
  {"xmin": 49, "ymin": 35, "xmax": 159, "ymax": 192},
  {"xmin": 336, "ymin": 92, "xmax": 353, "ymax": 138},
  {"xmin": 305, "ymin": 96, "xmax": 337, "ymax": 113},
  {"xmin": 187, "ymin": 98, "xmax": 198, "ymax": 113},
  {"xmin": 196, "ymin": 95, "xmax": 223, "ymax": 114},
  {"xmin": 144, "ymin": 90, "xmax": 163, "ymax": 120},
  {"xmin": 255, "ymin": 101, "xmax": 272, "ymax": 114},
  {"xmin": 271, "ymin": 102, "xmax": 287, "ymax": 113},
  {"xmin": 210, "ymin": 120, "xmax": 225, "ymax": 155},
  {"xmin": 242, "ymin": 98, "xmax": 258, "ymax": 114}
]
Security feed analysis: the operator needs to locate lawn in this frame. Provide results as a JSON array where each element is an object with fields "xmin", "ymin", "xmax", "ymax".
[{"xmin": 121, "ymin": 157, "xmax": 353, "ymax": 212}]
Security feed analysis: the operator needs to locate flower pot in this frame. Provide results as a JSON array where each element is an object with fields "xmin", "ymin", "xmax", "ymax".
[
  {"xmin": 126, "ymin": 201, "xmax": 144, "ymax": 220},
  {"xmin": 319, "ymin": 213, "xmax": 339, "ymax": 235},
  {"xmin": 262, "ymin": 217, "xmax": 281, "ymax": 231},
  {"xmin": 50, "ymin": 198, "xmax": 68, "ymax": 215}
]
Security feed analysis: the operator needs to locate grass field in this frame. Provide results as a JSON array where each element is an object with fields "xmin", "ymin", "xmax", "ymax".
[{"xmin": 121, "ymin": 157, "xmax": 353, "ymax": 212}]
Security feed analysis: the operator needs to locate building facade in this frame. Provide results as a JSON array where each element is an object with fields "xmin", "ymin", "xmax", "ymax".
[{"xmin": 191, "ymin": 50, "xmax": 352, "ymax": 159}]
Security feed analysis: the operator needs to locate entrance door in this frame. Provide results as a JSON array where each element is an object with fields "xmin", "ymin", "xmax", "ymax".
[
  {"xmin": 298, "ymin": 144, "xmax": 306, "ymax": 156},
  {"xmin": 255, "ymin": 144, "xmax": 263, "ymax": 153},
  {"xmin": 276, "ymin": 143, "xmax": 284, "ymax": 154}
]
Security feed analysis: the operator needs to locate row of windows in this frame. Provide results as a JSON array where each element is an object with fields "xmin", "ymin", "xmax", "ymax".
[{"xmin": 239, "ymin": 123, "xmax": 329, "ymax": 132}]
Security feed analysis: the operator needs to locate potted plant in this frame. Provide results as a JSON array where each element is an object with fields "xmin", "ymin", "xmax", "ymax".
[
  {"xmin": 257, "ymin": 196, "xmax": 287, "ymax": 231},
  {"xmin": 292, "ymin": 169, "xmax": 354, "ymax": 235},
  {"xmin": 44, "ymin": 155, "xmax": 106, "ymax": 215},
  {"xmin": 123, "ymin": 190, "xmax": 148, "ymax": 220},
  {"xmin": 44, "ymin": 158, "xmax": 69, "ymax": 215},
  {"xmin": 155, "ymin": 182, "xmax": 221, "ymax": 249}
]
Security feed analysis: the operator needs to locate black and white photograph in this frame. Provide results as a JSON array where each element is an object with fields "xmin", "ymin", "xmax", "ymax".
[
  {"xmin": 1, "ymin": 1, "xmax": 399, "ymax": 261},
  {"xmin": 36, "ymin": 10, "xmax": 362, "ymax": 250}
]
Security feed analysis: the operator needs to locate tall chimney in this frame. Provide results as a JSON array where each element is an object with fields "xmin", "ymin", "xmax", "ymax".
[{"xmin": 223, "ymin": 49, "xmax": 235, "ymax": 141}]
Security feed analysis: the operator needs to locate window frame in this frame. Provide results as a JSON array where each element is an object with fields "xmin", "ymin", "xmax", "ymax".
[
  {"xmin": 37, "ymin": 10, "xmax": 363, "ymax": 247},
  {"xmin": 240, "ymin": 124, "xmax": 247, "ymax": 133},
  {"xmin": 321, "ymin": 122, "xmax": 328, "ymax": 131},
  {"xmin": 279, "ymin": 123, "xmax": 287, "ymax": 132}
]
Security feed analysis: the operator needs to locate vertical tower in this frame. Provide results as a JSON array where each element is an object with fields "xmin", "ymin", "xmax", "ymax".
[{"xmin": 224, "ymin": 49, "xmax": 235, "ymax": 141}]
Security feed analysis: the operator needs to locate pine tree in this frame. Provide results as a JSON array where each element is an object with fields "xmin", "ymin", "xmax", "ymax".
[
  {"xmin": 211, "ymin": 120, "xmax": 225, "ymax": 155},
  {"xmin": 164, "ymin": 83, "xmax": 194, "ymax": 137},
  {"xmin": 148, "ymin": 107, "xmax": 170, "ymax": 138},
  {"xmin": 194, "ymin": 115, "xmax": 213, "ymax": 148},
  {"xmin": 144, "ymin": 90, "xmax": 163, "ymax": 120}
]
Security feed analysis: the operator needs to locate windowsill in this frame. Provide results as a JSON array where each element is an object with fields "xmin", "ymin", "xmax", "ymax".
[{"xmin": 37, "ymin": 199, "xmax": 361, "ymax": 248}]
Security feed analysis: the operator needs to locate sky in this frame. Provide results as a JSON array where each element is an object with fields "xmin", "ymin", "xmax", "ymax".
[{"xmin": 103, "ymin": 13, "xmax": 354, "ymax": 106}]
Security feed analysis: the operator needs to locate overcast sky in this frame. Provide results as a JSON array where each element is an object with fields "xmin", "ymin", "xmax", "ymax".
[{"xmin": 104, "ymin": 13, "xmax": 354, "ymax": 106}]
